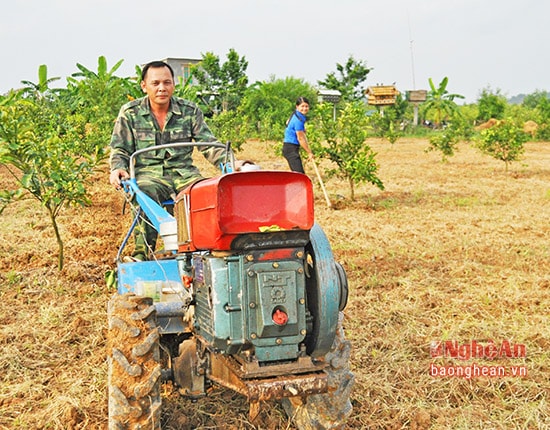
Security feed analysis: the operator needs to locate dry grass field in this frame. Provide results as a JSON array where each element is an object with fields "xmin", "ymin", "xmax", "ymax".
[{"xmin": 0, "ymin": 138, "xmax": 549, "ymax": 429}]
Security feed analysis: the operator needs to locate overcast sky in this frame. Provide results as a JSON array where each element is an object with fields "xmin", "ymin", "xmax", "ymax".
[{"xmin": 2, "ymin": 0, "xmax": 548, "ymax": 103}]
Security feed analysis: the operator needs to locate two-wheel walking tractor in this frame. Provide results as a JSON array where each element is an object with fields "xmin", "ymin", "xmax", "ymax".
[{"xmin": 107, "ymin": 143, "xmax": 354, "ymax": 429}]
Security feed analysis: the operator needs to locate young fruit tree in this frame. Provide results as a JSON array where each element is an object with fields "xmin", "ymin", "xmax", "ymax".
[
  {"xmin": 0, "ymin": 57, "xmax": 129, "ymax": 270},
  {"xmin": 0, "ymin": 97, "xmax": 103, "ymax": 270},
  {"xmin": 475, "ymin": 118, "xmax": 529, "ymax": 172},
  {"xmin": 426, "ymin": 121, "xmax": 462, "ymax": 162},
  {"xmin": 311, "ymin": 101, "xmax": 384, "ymax": 201}
]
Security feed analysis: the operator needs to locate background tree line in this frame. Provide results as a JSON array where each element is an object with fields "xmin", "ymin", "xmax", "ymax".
[{"xmin": 1, "ymin": 51, "xmax": 548, "ymax": 268}]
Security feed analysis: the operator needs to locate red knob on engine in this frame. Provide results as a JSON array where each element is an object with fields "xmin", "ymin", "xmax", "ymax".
[{"xmin": 272, "ymin": 308, "xmax": 289, "ymax": 326}]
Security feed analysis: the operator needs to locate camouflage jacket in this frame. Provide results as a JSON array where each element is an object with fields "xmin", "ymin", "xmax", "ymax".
[{"xmin": 109, "ymin": 96, "xmax": 226, "ymax": 184}]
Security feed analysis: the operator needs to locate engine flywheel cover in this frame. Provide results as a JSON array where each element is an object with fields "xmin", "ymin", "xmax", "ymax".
[{"xmin": 305, "ymin": 223, "xmax": 341, "ymax": 357}]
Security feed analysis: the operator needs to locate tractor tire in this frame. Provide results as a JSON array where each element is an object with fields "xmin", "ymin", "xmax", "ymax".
[
  {"xmin": 282, "ymin": 312, "xmax": 355, "ymax": 429},
  {"xmin": 107, "ymin": 293, "xmax": 162, "ymax": 429}
]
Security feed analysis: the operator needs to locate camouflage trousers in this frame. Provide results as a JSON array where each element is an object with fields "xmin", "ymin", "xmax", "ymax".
[{"xmin": 133, "ymin": 171, "xmax": 202, "ymax": 259}]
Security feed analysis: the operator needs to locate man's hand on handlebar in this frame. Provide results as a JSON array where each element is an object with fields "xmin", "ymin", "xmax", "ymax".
[{"xmin": 109, "ymin": 169, "xmax": 130, "ymax": 190}]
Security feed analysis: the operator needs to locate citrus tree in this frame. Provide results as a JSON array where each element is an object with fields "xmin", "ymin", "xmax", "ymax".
[
  {"xmin": 0, "ymin": 57, "xmax": 128, "ymax": 270},
  {"xmin": 312, "ymin": 102, "xmax": 384, "ymax": 200},
  {"xmin": 426, "ymin": 122, "xmax": 461, "ymax": 161},
  {"xmin": 207, "ymin": 107, "xmax": 252, "ymax": 151},
  {"xmin": 475, "ymin": 118, "xmax": 528, "ymax": 171},
  {"xmin": 0, "ymin": 97, "xmax": 103, "ymax": 270}
]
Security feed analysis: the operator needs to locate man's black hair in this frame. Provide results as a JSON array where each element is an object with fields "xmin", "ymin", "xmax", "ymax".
[{"xmin": 141, "ymin": 61, "xmax": 175, "ymax": 81}]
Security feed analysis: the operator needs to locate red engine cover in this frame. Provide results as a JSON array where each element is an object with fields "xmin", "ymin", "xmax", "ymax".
[{"xmin": 187, "ymin": 171, "xmax": 314, "ymax": 250}]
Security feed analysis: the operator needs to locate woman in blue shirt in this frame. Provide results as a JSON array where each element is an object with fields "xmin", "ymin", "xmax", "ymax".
[{"xmin": 283, "ymin": 97, "xmax": 314, "ymax": 173}]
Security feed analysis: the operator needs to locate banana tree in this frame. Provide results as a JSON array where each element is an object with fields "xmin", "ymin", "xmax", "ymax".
[
  {"xmin": 63, "ymin": 56, "xmax": 130, "ymax": 156},
  {"xmin": 422, "ymin": 77, "xmax": 464, "ymax": 128},
  {"xmin": 66, "ymin": 55, "xmax": 126, "ymax": 103},
  {"xmin": 20, "ymin": 64, "xmax": 60, "ymax": 99}
]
